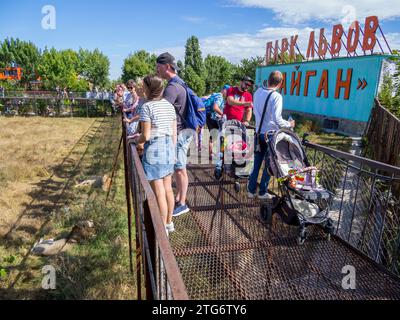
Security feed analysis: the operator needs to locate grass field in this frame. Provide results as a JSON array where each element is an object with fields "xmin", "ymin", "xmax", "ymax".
[{"xmin": 0, "ymin": 116, "xmax": 135, "ymax": 299}]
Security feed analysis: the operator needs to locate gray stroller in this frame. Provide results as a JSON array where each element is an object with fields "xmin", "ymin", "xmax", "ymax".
[{"xmin": 260, "ymin": 129, "xmax": 334, "ymax": 245}]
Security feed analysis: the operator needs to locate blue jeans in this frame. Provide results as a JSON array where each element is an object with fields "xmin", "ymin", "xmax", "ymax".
[
  {"xmin": 247, "ymin": 133, "xmax": 272, "ymax": 195},
  {"xmin": 175, "ymin": 130, "xmax": 194, "ymax": 170}
]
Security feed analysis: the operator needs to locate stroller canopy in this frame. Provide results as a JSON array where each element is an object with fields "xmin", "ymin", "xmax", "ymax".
[{"xmin": 269, "ymin": 129, "xmax": 307, "ymax": 177}]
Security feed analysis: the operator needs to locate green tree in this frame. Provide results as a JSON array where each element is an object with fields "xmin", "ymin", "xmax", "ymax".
[
  {"xmin": 38, "ymin": 48, "xmax": 87, "ymax": 91},
  {"xmin": 378, "ymin": 53, "xmax": 400, "ymax": 117},
  {"xmin": 379, "ymin": 71, "xmax": 396, "ymax": 111},
  {"xmin": 204, "ymin": 55, "xmax": 234, "ymax": 94},
  {"xmin": 177, "ymin": 60, "xmax": 185, "ymax": 79},
  {"xmin": 233, "ymin": 56, "xmax": 265, "ymax": 83},
  {"xmin": 78, "ymin": 48, "xmax": 110, "ymax": 89},
  {"xmin": 121, "ymin": 50, "xmax": 157, "ymax": 83},
  {"xmin": 184, "ymin": 36, "xmax": 205, "ymax": 95},
  {"xmin": 0, "ymin": 38, "xmax": 41, "ymax": 86},
  {"xmin": 184, "ymin": 66, "xmax": 205, "ymax": 96}
]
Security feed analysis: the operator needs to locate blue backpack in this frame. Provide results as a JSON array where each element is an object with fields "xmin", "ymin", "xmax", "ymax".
[
  {"xmin": 170, "ymin": 77, "xmax": 206, "ymax": 130},
  {"xmin": 203, "ymin": 94, "xmax": 217, "ymax": 114}
]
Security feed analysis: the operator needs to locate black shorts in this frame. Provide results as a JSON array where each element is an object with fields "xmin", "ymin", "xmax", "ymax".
[{"xmin": 206, "ymin": 114, "xmax": 219, "ymax": 130}]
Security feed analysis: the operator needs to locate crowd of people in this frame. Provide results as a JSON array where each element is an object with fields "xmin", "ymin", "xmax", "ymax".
[{"xmin": 113, "ymin": 52, "xmax": 295, "ymax": 235}]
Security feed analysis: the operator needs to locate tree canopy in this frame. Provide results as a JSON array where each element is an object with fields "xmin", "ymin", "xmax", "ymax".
[
  {"xmin": 121, "ymin": 50, "xmax": 157, "ymax": 83},
  {"xmin": 0, "ymin": 38, "xmax": 110, "ymax": 91}
]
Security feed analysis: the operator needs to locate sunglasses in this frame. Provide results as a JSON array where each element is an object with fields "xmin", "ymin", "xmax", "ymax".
[
  {"xmin": 244, "ymin": 82, "xmax": 253, "ymax": 87},
  {"xmin": 127, "ymin": 86, "xmax": 134, "ymax": 90}
]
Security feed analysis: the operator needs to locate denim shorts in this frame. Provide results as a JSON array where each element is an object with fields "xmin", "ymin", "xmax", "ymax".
[
  {"xmin": 142, "ymin": 135, "xmax": 175, "ymax": 181},
  {"xmin": 175, "ymin": 131, "xmax": 194, "ymax": 170}
]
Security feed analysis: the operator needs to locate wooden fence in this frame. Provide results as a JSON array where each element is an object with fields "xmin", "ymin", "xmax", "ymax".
[{"xmin": 364, "ymin": 99, "xmax": 400, "ymax": 168}]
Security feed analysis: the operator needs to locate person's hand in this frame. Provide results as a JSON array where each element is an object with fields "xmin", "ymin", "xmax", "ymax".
[
  {"xmin": 243, "ymin": 121, "xmax": 250, "ymax": 127},
  {"xmin": 136, "ymin": 142, "xmax": 144, "ymax": 155},
  {"xmin": 290, "ymin": 120, "xmax": 295, "ymax": 128}
]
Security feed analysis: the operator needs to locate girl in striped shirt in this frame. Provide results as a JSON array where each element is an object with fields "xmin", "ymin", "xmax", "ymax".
[{"xmin": 135, "ymin": 75, "xmax": 177, "ymax": 234}]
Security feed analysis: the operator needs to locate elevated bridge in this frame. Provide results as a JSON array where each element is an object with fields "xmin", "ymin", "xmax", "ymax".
[{"xmin": 123, "ymin": 121, "xmax": 400, "ymax": 300}]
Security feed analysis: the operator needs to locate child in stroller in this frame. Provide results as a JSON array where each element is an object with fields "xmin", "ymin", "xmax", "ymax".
[
  {"xmin": 214, "ymin": 117, "xmax": 250, "ymax": 193},
  {"xmin": 261, "ymin": 129, "xmax": 334, "ymax": 244}
]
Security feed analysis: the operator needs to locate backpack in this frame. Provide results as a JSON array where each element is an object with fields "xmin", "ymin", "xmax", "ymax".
[
  {"xmin": 203, "ymin": 94, "xmax": 215, "ymax": 114},
  {"xmin": 170, "ymin": 77, "xmax": 206, "ymax": 130}
]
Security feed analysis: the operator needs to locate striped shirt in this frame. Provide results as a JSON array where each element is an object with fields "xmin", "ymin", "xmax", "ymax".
[{"xmin": 139, "ymin": 99, "xmax": 177, "ymax": 138}]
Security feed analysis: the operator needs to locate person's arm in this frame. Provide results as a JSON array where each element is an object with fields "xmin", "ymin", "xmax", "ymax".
[
  {"xmin": 273, "ymin": 95, "xmax": 292, "ymax": 128},
  {"xmin": 226, "ymin": 95, "xmax": 252, "ymax": 107},
  {"xmin": 136, "ymin": 121, "xmax": 151, "ymax": 144},
  {"xmin": 163, "ymin": 84, "xmax": 178, "ymax": 105},
  {"xmin": 135, "ymin": 103, "xmax": 151, "ymax": 144},
  {"xmin": 124, "ymin": 113, "xmax": 140, "ymax": 123},
  {"xmin": 243, "ymin": 108, "xmax": 252, "ymax": 124},
  {"xmin": 213, "ymin": 102, "xmax": 223, "ymax": 116},
  {"xmin": 172, "ymin": 120, "xmax": 177, "ymax": 145},
  {"xmin": 243, "ymin": 93, "xmax": 253, "ymax": 124}
]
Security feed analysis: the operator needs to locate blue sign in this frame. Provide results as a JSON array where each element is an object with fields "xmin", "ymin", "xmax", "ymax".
[{"xmin": 255, "ymin": 55, "xmax": 390, "ymax": 122}]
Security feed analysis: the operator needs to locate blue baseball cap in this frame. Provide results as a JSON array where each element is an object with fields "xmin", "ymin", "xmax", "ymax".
[{"xmin": 222, "ymin": 84, "xmax": 230, "ymax": 91}]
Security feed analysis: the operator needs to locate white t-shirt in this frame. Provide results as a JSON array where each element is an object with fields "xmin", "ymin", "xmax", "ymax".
[
  {"xmin": 253, "ymin": 87, "xmax": 291, "ymax": 133},
  {"xmin": 139, "ymin": 99, "xmax": 177, "ymax": 138}
]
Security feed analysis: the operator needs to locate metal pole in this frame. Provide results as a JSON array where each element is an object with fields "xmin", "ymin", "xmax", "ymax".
[{"xmin": 122, "ymin": 115, "xmax": 134, "ymax": 274}]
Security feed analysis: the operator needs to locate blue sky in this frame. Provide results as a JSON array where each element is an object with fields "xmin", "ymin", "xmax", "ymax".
[{"xmin": 1, "ymin": 0, "xmax": 400, "ymax": 80}]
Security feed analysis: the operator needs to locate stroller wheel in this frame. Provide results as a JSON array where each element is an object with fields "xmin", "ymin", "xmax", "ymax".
[
  {"xmin": 324, "ymin": 219, "xmax": 334, "ymax": 236},
  {"xmin": 260, "ymin": 203, "xmax": 273, "ymax": 225},
  {"xmin": 326, "ymin": 233, "xmax": 331, "ymax": 241},
  {"xmin": 214, "ymin": 167, "xmax": 223, "ymax": 180},
  {"xmin": 297, "ymin": 236, "xmax": 306, "ymax": 245},
  {"xmin": 297, "ymin": 225, "xmax": 307, "ymax": 245},
  {"xmin": 234, "ymin": 181, "xmax": 240, "ymax": 193}
]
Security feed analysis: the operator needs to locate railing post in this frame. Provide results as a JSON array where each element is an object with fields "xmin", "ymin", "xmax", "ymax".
[
  {"xmin": 121, "ymin": 117, "xmax": 134, "ymax": 274},
  {"xmin": 143, "ymin": 199, "xmax": 156, "ymax": 300}
]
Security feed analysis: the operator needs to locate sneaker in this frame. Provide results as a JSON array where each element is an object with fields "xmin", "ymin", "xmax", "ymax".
[
  {"xmin": 258, "ymin": 193, "xmax": 274, "ymax": 200},
  {"xmin": 247, "ymin": 192, "xmax": 256, "ymax": 199},
  {"xmin": 173, "ymin": 204, "xmax": 190, "ymax": 217},
  {"xmin": 166, "ymin": 222, "xmax": 175, "ymax": 233}
]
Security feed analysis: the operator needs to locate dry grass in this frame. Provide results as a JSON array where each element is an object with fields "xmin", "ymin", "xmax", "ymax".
[
  {"xmin": 0, "ymin": 116, "xmax": 135, "ymax": 300},
  {"xmin": 0, "ymin": 117, "xmax": 96, "ymax": 237}
]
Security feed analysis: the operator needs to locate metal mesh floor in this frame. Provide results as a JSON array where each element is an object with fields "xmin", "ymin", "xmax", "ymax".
[{"xmin": 169, "ymin": 165, "xmax": 400, "ymax": 300}]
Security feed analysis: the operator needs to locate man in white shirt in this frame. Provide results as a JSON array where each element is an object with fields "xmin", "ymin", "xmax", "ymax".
[{"xmin": 247, "ymin": 71, "xmax": 295, "ymax": 199}]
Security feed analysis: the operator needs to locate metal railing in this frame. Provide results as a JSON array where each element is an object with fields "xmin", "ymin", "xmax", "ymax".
[
  {"xmin": 0, "ymin": 90, "xmax": 112, "ymax": 100},
  {"xmin": 303, "ymin": 137, "xmax": 400, "ymax": 277},
  {"xmin": 0, "ymin": 96, "xmax": 113, "ymax": 117},
  {"xmin": 122, "ymin": 120, "xmax": 189, "ymax": 300}
]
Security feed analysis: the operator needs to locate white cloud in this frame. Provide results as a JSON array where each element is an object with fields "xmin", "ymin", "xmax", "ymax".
[
  {"xmin": 232, "ymin": 0, "xmax": 400, "ymax": 24},
  {"xmin": 181, "ymin": 16, "xmax": 205, "ymax": 23},
  {"xmin": 381, "ymin": 33, "xmax": 400, "ymax": 51},
  {"xmin": 153, "ymin": 27, "xmax": 398, "ymax": 67},
  {"xmin": 154, "ymin": 27, "xmax": 314, "ymax": 64}
]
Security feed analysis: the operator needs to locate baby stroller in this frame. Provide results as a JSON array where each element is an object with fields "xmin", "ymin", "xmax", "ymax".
[
  {"xmin": 214, "ymin": 118, "xmax": 249, "ymax": 193},
  {"xmin": 260, "ymin": 129, "xmax": 334, "ymax": 245}
]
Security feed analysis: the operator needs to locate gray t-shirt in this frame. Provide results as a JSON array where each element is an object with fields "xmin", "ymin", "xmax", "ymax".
[{"xmin": 163, "ymin": 76, "xmax": 187, "ymax": 132}]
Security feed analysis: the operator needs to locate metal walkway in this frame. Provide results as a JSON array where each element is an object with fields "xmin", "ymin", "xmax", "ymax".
[
  {"xmin": 127, "ymin": 124, "xmax": 400, "ymax": 300},
  {"xmin": 167, "ymin": 164, "xmax": 400, "ymax": 300}
]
